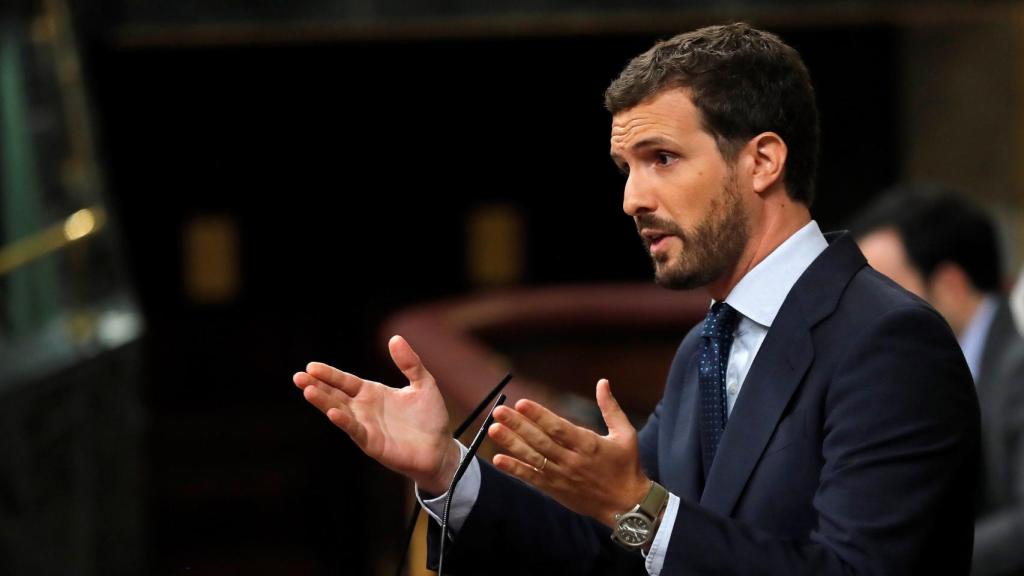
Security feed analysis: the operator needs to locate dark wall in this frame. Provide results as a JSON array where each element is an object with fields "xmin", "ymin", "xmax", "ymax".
[{"xmin": 88, "ymin": 27, "xmax": 900, "ymax": 574}]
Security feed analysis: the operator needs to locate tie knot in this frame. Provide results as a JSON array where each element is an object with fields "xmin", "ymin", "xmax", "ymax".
[{"xmin": 702, "ymin": 302, "xmax": 739, "ymax": 340}]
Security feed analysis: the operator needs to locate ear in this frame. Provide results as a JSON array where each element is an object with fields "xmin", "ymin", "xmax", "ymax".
[
  {"xmin": 748, "ymin": 132, "xmax": 787, "ymax": 195},
  {"xmin": 925, "ymin": 262, "xmax": 978, "ymax": 334},
  {"xmin": 928, "ymin": 262, "xmax": 972, "ymax": 301}
]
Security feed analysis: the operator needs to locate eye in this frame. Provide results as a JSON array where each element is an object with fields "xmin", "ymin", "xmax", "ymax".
[
  {"xmin": 615, "ymin": 162, "xmax": 630, "ymax": 178},
  {"xmin": 655, "ymin": 151, "xmax": 677, "ymax": 166}
]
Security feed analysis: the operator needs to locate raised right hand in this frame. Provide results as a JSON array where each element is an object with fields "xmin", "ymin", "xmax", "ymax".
[{"xmin": 293, "ymin": 335, "xmax": 460, "ymax": 494}]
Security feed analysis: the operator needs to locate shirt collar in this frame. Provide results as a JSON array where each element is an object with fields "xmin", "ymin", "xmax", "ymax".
[
  {"xmin": 958, "ymin": 294, "xmax": 998, "ymax": 380},
  {"xmin": 722, "ymin": 220, "xmax": 828, "ymax": 329}
]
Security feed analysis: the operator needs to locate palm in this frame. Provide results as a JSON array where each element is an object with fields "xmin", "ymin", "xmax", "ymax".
[
  {"xmin": 348, "ymin": 375, "xmax": 449, "ymax": 477},
  {"xmin": 294, "ymin": 335, "xmax": 456, "ymax": 491}
]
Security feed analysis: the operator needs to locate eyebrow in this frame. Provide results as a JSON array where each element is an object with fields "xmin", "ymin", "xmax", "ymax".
[{"xmin": 609, "ymin": 135, "xmax": 676, "ymax": 162}]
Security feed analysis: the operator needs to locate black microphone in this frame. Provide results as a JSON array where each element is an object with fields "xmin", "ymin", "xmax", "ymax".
[
  {"xmin": 438, "ymin": 390, "xmax": 507, "ymax": 575},
  {"xmin": 395, "ymin": 373, "xmax": 513, "ymax": 576}
]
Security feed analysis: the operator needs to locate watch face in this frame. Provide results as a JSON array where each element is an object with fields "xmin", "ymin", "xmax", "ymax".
[{"xmin": 614, "ymin": 513, "xmax": 652, "ymax": 546}]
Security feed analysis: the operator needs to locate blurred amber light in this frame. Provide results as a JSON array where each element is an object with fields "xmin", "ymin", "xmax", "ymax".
[{"xmin": 63, "ymin": 208, "xmax": 97, "ymax": 241}]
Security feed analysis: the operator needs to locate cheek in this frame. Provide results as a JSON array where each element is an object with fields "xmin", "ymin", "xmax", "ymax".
[{"xmin": 662, "ymin": 171, "xmax": 720, "ymax": 225}]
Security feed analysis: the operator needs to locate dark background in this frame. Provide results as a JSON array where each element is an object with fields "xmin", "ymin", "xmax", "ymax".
[{"xmin": 82, "ymin": 23, "xmax": 900, "ymax": 575}]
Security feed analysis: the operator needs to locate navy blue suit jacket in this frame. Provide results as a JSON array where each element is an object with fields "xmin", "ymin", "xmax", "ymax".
[{"xmin": 431, "ymin": 233, "xmax": 980, "ymax": 575}]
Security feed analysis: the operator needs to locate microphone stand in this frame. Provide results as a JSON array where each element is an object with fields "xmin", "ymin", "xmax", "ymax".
[{"xmin": 395, "ymin": 373, "xmax": 513, "ymax": 576}]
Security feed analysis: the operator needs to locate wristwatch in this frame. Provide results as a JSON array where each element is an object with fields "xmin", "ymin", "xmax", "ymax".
[{"xmin": 611, "ymin": 481, "xmax": 669, "ymax": 550}]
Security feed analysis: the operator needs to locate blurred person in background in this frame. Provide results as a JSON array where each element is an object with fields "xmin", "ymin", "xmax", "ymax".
[{"xmin": 853, "ymin": 185, "xmax": 1024, "ymax": 576}]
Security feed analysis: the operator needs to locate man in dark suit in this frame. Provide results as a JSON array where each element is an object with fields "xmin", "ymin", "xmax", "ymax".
[
  {"xmin": 294, "ymin": 23, "xmax": 979, "ymax": 574},
  {"xmin": 853, "ymin": 188, "xmax": 1024, "ymax": 576}
]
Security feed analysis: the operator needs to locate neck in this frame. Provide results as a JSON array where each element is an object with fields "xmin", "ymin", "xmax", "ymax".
[{"xmin": 949, "ymin": 292, "xmax": 986, "ymax": 337}]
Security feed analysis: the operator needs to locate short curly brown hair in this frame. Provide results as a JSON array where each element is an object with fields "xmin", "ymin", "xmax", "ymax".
[{"xmin": 605, "ymin": 23, "xmax": 820, "ymax": 206}]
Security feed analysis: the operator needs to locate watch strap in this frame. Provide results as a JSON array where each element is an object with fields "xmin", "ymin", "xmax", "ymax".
[{"xmin": 637, "ymin": 481, "xmax": 669, "ymax": 520}]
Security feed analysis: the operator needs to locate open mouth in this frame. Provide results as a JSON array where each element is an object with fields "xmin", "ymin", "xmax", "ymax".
[{"xmin": 641, "ymin": 230, "xmax": 672, "ymax": 251}]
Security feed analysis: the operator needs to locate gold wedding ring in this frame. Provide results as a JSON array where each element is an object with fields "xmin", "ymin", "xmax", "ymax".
[{"xmin": 538, "ymin": 456, "xmax": 548, "ymax": 472}]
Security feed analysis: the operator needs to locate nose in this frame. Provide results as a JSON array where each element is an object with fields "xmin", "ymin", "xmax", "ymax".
[{"xmin": 622, "ymin": 171, "xmax": 656, "ymax": 217}]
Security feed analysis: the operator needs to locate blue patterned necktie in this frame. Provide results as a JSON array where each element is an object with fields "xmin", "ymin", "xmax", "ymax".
[{"xmin": 699, "ymin": 301, "xmax": 740, "ymax": 480}]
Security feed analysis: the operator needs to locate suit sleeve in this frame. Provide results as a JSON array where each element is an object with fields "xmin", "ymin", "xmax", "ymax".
[
  {"xmin": 426, "ymin": 461, "xmax": 648, "ymax": 575},
  {"xmin": 659, "ymin": 304, "xmax": 979, "ymax": 575}
]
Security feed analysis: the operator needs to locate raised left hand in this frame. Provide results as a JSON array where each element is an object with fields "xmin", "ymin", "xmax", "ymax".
[{"xmin": 487, "ymin": 378, "xmax": 651, "ymax": 527}]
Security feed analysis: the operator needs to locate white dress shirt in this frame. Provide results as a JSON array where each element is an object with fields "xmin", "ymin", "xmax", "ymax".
[
  {"xmin": 957, "ymin": 294, "xmax": 997, "ymax": 382},
  {"xmin": 419, "ymin": 221, "xmax": 829, "ymax": 576}
]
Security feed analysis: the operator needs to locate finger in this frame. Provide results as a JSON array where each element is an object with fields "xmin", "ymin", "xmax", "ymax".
[
  {"xmin": 514, "ymin": 398, "xmax": 591, "ymax": 451},
  {"xmin": 388, "ymin": 335, "xmax": 435, "ymax": 389},
  {"xmin": 596, "ymin": 379, "xmax": 633, "ymax": 437},
  {"xmin": 294, "ymin": 371, "xmax": 344, "ymax": 394},
  {"xmin": 488, "ymin": 422, "xmax": 550, "ymax": 471},
  {"xmin": 302, "ymin": 378, "xmax": 351, "ymax": 415},
  {"xmin": 305, "ymin": 362, "xmax": 363, "ymax": 396},
  {"xmin": 293, "ymin": 371, "xmax": 313, "ymax": 389},
  {"xmin": 302, "ymin": 383, "xmax": 369, "ymax": 449},
  {"xmin": 326, "ymin": 405, "xmax": 368, "ymax": 447},
  {"xmin": 492, "ymin": 406, "xmax": 573, "ymax": 464},
  {"xmin": 492, "ymin": 453, "xmax": 545, "ymax": 487}
]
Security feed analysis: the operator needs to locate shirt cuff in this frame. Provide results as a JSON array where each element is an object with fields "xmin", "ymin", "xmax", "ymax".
[
  {"xmin": 414, "ymin": 441, "xmax": 482, "ymax": 535},
  {"xmin": 645, "ymin": 493, "xmax": 680, "ymax": 576}
]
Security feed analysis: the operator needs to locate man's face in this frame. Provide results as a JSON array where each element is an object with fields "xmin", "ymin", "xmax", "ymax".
[
  {"xmin": 610, "ymin": 89, "xmax": 749, "ymax": 290},
  {"xmin": 856, "ymin": 227, "xmax": 927, "ymax": 297}
]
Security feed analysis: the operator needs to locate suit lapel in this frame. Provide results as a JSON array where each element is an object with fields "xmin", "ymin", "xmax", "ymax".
[
  {"xmin": 700, "ymin": 232, "xmax": 867, "ymax": 515},
  {"xmin": 977, "ymin": 299, "xmax": 1013, "ymax": 391},
  {"xmin": 700, "ymin": 313, "xmax": 813, "ymax": 514}
]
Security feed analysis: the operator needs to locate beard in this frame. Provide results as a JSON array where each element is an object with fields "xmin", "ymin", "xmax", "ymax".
[{"xmin": 635, "ymin": 172, "xmax": 749, "ymax": 290}]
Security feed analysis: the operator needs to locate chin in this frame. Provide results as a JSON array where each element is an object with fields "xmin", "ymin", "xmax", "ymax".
[
  {"xmin": 653, "ymin": 258, "xmax": 718, "ymax": 290},
  {"xmin": 654, "ymin": 269, "xmax": 699, "ymax": 291}
]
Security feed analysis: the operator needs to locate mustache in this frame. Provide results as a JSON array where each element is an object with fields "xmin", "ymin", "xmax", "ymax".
[{"xmin": 635, "ymin": 214, "xmax": 686, "ymax": 238}]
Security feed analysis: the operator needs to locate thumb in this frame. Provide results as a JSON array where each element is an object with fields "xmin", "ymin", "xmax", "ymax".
[
  {"xmin": 388, "ymin": 335, "xmax": 435, "ymax": 389},
  {"xmin": 596, "ymin": 379, "xmax": 632, "ymax": 437}
]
